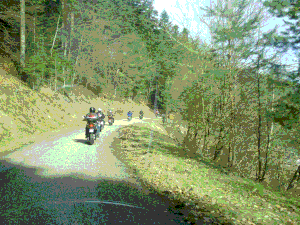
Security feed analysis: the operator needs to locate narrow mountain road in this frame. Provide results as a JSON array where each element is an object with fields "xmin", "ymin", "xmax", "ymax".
[
  {"xmin": 3, "ymin": 118, "xmax": 143, "ymax": 180},
  {"xmin": 0, "ymin": 118, "xmax": 208, "ymax": 224}
]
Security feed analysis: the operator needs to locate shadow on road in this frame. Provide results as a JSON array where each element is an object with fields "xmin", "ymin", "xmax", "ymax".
[
  {"xmin": 73, "ymin": 139, "xmax": 89, "ymax": 145},
  {"xmin": 0, "ymin": 160, "xmax": 194, "ymax": 225}
]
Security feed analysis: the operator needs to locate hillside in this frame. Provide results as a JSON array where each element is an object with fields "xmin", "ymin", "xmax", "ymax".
[
  {"xmin": 112, "ymin": 123, "xmax": 300, "ymax": 225},
  {"xmin": 0, "ymin": 70, "xmax": 152, "ymax": 155}
]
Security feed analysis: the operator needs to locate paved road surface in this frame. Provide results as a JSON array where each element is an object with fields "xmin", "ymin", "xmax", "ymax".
[{"xmin": 0, "ymin": 118, "xmax": 209, "ymax": 224}]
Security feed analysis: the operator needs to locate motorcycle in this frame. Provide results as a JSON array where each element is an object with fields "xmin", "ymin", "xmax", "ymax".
[
  {"xmin": 128, "ymin": 116, "xmax": 132, "ymax": 121},
  {"xmin": 108, "ymin": 117, "xmax": 114, "ymax": 126},
  {"xmin": 97, "ymin": 121, "xmax": 102, "ymax": 133},
  {"xmin": 86, "ymin": 123, "xmax": 97, "ymax": 145},
  {"xmin": 83, "ymin": 116, "xmax": 98, "ymax": 145},
  {"xmin": 139, "ymin": 114, "xmax": 143, "ymax": 120},
  {"xmin": 162, "ymin": 116, "xmax": 166, "ymax": 124},
  {"xmin": 100, "ymin": 119, "xmax": 105, "ymax": 130}
]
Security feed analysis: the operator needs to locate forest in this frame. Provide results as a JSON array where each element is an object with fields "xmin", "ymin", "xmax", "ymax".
[{"xmin": 1, "ymin": 0, "xmax": 300, "ymax": 223}]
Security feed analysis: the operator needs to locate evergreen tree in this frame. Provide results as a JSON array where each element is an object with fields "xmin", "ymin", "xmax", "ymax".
[
  {"xmin": 160, "ymin": 9, "xmax": 170, "ymax": 25},
  {"xmin": 263, "ymin": 0, "xmax": 300, "ymax": 78}
]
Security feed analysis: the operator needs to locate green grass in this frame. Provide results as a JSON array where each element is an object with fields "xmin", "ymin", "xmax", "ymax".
[{"xmin": 112, "ymin": 124, "xmax": 300, "ymax": 225}]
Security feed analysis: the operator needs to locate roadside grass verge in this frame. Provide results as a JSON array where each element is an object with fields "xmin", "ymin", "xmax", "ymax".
[{"xmin": 111, "ymin": 124, "xmax": 300, "ymax": 225}]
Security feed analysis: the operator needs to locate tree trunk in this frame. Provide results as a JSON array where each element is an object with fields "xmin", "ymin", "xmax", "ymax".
[
  {"xmin": 64, "ymin": 41, "xmax": 68, "ymax": 58},
  {"xmin": 20, "ymin": 0, "xmax": 25, "ymax": 69},
  {"xmin": 32, "ymin": 13, "xmax": 36, "ymax": 89},
  {"xmin": 51, "ymin": 14, "xmax": 61, "ymax": 57},
  {"xmin": 256, "ymin": 55, "xmax": 262, "ymax": 181},
  {"xmin": 68, "ymin": 12, "xmax": 74, "ymax": 62},
  {"xmin": 55, "ymin": 58, "xmax": 57, "ymax": 91},
  {"xmin": 71, "ymin": 25, "xmax": 84, "ymax": 93},
  {"xmin": 189, "ymin": 126, "xmax": 199, "ymax": 155},
  {"xmin": 114, "ymin": 69, "xmax": 119, "ymax": 96},
  {"xmin": 182, "ymin": 125, "xmax": 192, "ymax": 149},
  {"xmin": 61, "ymin": 0, "xmax": 69, "ymax": 60},
  {"xmin": 286, "ymin": 165, "xmax": 300, "ymax": 191},
  {"xmin": 33, "ymin": 13, "xmax": 36, "ymax": 47},
  {"xmin": 228, "ymin": 103, "xmax": 235, "ymax": 167},
  {"xmin": 202, "ymin": 122, "xmax": 208, "ymax": 155},
  {"xmin": 259, "ymin": 75, "xmax": 275, "ymax": 182},
  {"xmin": 213, "ymin": 125, "xmax": 224, "ymax": 160},
  {"xmin": 259, "ymin": 119, "xmax": 272, "ymax": 182},
  {"xmin": 154, "ymin": 78, "xmax": 158, "ymax": 114}
]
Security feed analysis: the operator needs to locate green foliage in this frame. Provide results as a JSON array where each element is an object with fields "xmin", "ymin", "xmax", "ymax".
[
  {"xmin": 204, "ymin": 3, "xmax": 263, "ymax": 65},
  {"xmin": 160, "ymin": 9, "xmax": 170, "ymax": 25},
  {"xmin": 263, "ymin": 0, "xmax": 300, "ymax": 54}
]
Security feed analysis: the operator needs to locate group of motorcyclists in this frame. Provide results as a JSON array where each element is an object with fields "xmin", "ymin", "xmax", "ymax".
[
  {"xmin": 83, "ymin": 108, "xmax": 146, "ymax": 139},
  {"xmin": 83, "ymin": 107, "xmax": 109, "ymax": 139},
  {"xmin": 127, "ymin": 110, "xmax": 146, "ymax": 121}
]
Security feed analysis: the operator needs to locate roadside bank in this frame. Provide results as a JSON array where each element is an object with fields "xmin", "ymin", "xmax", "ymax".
[{"xmin": 111, "ymin": 124, "xmax": 300, "ymax": 225}]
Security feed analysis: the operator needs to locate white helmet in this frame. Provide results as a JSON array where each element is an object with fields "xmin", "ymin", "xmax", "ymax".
[{"xmin": 98, "ymin": 108, "xmax": 102, "ymax": 112}]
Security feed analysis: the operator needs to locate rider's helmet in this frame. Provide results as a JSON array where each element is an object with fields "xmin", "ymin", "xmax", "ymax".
[
  {"xmin": 98, "ymin": 108, "xmax": 102, "ymax": 112},
  {"xmin": 90, "ymin": 107, "xmax": 96, "ymax": 113}
]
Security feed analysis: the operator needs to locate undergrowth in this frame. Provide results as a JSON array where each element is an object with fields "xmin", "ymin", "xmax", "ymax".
[{"xmin": 112, "ymin": 124, "xmax": 300, "ymax": 225}]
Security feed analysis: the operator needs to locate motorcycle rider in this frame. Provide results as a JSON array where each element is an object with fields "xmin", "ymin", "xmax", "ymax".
[
  {"xmin": 161, "ymin": 112, "xmax": 166, "ymax": 124},
  {"xmin": 97, "ymin": 108, "xmax": 105, "ymax": 129},
  {"xmin": 139, "ymin": 109, "xmax": 144, "ymax": 119},
  {"xmin": 127, "ymin": 111, "xmax": 133, "ymax": 120},
  {"xmin": 107, "ymin": 109, "xmax": 114, "ymax": 123},
  {"xmin": 84, "ymin": 107, "xmax": 100, "ymax": 138}
]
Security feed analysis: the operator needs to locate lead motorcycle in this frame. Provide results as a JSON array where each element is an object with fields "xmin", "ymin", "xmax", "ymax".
[{"xmin": 83, "ymin": 116, "xmax": 98, "ymax": 145}]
